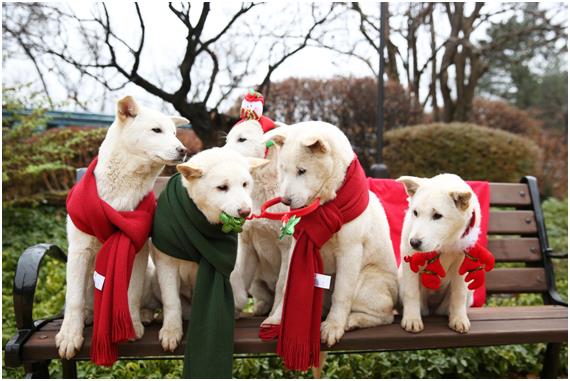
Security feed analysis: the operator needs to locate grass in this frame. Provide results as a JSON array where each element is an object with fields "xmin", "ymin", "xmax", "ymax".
[{"xmin": 2, "ymin": 199, "xmax": 568, "ymax": 378}]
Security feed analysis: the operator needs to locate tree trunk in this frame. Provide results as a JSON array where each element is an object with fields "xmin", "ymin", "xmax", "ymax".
[{"xmin": 172, "ymin": 102, "xmax": 238, "ymax": 149}]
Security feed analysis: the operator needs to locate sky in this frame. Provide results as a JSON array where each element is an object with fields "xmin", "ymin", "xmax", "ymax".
[{"xmin": 2, "ymin": 2, "xmax": 567, "ymax": 116}]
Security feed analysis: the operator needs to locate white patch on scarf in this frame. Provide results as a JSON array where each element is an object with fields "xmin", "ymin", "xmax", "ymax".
[{"xmin": 93, "ymin": 271, "xmax": 105, "ymax": 291}]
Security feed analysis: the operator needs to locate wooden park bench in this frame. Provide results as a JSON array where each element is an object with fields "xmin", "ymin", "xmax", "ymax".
[{"xmin": 4, "ymin": 175, "xmax": 567, "ymax": 378}]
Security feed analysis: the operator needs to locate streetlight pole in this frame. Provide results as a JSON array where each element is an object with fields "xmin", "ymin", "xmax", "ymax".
[{"xmin": 369, "ymin": 2, "xmax": 389, "ymax": 178}]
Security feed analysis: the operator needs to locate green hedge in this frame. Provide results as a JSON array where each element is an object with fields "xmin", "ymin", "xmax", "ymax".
[
  {"xmin": 384, "ymin": 123, "xmax": 542, "ymax": 182},
  {"xmin": 2, "ymin": 126, "xmax": 107, "ymax": 205}
]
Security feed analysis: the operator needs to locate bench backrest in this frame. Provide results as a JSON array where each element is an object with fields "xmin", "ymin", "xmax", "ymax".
[{"xmin": 78, "ymin": 170, "xmax": 558, "ymax": 304}]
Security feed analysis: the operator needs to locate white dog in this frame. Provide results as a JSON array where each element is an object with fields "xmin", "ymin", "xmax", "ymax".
[
  {"xmin": 150, "ymin": 147, "xmax": 268, "ymax": 352},
  {"xmin": 397, "ymin": 174, "xmax": 480, "ymax": 334},
  {"xmin": 56, "ymin": 96, "xmax": 189, "ymax": 359},
  {"xmin": 266, "ymin": 121, "xmax": 398, "ymax": 347},
  {"xmin": 224, "ymin": 120, "xmax": 292, "ymax": 317}
]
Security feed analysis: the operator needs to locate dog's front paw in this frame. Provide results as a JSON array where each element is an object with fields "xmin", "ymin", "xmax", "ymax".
[
  {"xmin": 55, "ymin": 327, "xmax": 84, "ymax": 360},
  {"xmin": 401, "ymin": 316, "xmax": 424, "ymax": 333},
  {"xmin": 320, "ymin": 319, "xmax": 346, "ymax": 347},
  {"xmin": 252, "ymin": 299, "xmax": 272, "ymax": 316},
  {"xmin": 159, "ymin": 324, "xmax": 183, "ymax": 352},
  {"xmin": 449, "ymin": 315, "xmax": 470, "ymax": 333},
  {"xmin": 261, "ymin": 314, "xmax": 281, "ymax": 327}
]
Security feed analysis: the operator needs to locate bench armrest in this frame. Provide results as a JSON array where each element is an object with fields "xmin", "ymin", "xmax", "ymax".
[
  {"xmin": 5, "ymin": 244, "xmax": 67, "ymax": 367},
  {"xmin": 547, "ymin": 250, "xmax": 568, "ymax": 260},
  {"xmin": 13, "ymin": 243, "xmax": 67, "ymax": 330},
  {"xmin": 521, "ymin": 177, "xmax": 568, "ymax": 308}
]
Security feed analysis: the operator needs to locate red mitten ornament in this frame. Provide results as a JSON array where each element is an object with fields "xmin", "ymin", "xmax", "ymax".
[
  {"xmin": 459, "ymin": 243, "xmax": 495, "ymax": 290},
  {"xmin": 404, "ymin": 252, "xmax": 446, "ymax": 290}
]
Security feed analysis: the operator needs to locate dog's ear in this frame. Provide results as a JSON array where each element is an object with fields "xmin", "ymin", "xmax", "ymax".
[
  {"xmin": 303, "ymin": 136, "xmax": 329, "ymax": 154},
  {"xmin": 177, "ymin": 162, "xmax": 203, "ymax": 179},
  {"xmin": 117, "ymin": 96, "xmax": 139, "ymax": 122},
  {"xmin": 396, "ymin": 176, "xmax": 423, "ymax": 197},
  {"xmin": 247, "ymin": 157, "xmax": 270, "ymax": 172},
  {"xmin": 450, "ymin": 191, "xmax": 472, "ymax": 211},
  {"xmin": 171, "ymin": 116, "xmax": 190, "ymax": 127}
]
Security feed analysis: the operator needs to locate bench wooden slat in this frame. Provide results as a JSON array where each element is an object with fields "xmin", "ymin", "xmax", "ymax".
[
  {"xmin": 488, "ymin": 183, "xmax": 531, "ymax": 206},
  {"xmin": 20, "ymin": 306, "xmax": 567, "ymax": 360},
  {"xmin": 486, "ymin": 268, "xmax": 547, "ymax": 294},
  {"xmin": 488, "ymin": 238, "xmax": 541, "ymax": 262},
  {"xmin": 488, "ymin": 211, "xmax": 537, "ymax": 234}
]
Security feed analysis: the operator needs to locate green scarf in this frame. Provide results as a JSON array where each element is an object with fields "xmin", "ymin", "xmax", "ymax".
[{"xmin": 151, "ymin": 173, "xmax": 237, "ymax": 379}]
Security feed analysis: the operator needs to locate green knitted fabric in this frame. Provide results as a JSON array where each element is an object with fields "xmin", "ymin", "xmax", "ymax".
[{"xmin": 151, "ymin": 173, "xmax": 237, "ymax": 378}]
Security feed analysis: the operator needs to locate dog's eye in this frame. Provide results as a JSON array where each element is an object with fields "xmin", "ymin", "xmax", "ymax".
[
  {"xmin": 433, "ymin": 213, "xmax": 443, "ymax": 220},
  {"xmin": 217, "ymin": 185, "xmax": 228, "ymax": 192},
  {"xmin": 413, "ymin": 210, "xmax": 418, "ymax": 217},
  {"xmin": 243, "ymin": 182, "xmax": 248, "ymax": 188},
  {"xmin": 237, "ymin": 137, "xmax": 247, "ymax": 143},
  {"xmin": 297, "ymin": 168, "xmax": 306, "ymax": 176},
  {"xmin": 152, "ymin": 127, "xmax": 162, "ymax": 133}
]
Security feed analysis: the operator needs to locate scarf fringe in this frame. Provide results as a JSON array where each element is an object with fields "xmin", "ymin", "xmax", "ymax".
[
  {"xmin": 278, "ymin": 338, "xmax": 320, "ymax": 371},
  {"xmin": 259, "ymin": 324, "xmax": 281, "ymax": 341},
  {"xmin": 91, "ymin": 334, "xmax": 118, "ymax": 367},
  {"xmin": 111, "ymin": 308, "xmax": 136, "ymax": 343}
]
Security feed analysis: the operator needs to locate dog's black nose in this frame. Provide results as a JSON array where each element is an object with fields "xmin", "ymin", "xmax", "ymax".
[
  {"xmin": 238, "ymin": 208, "xmax": 251, "ymax": 218},
  {"xmin": 410, "ymin": 238, "xmax": 422, "ymax": 250},
  {"xmin": 281, "ymin": 197, "xmax": 292, "ymax": 206},
  {"xmin": 177, "ymin": 146, "xmax": 188, "ymax": 156}
]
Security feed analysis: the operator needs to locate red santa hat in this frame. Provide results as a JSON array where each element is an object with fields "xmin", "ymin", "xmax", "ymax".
[{"xmin": 236, "ymin": 89, "xmax": 275, "ymax": 133}]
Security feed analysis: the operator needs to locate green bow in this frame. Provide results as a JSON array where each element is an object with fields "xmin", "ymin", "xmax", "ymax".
[
  {"xmin": 220, "ymin": 212, "xmax": 245, "ymax": 233},
  {"xmin": 280, "ymin": 215, "xmax": 301, "ymax": 240}
]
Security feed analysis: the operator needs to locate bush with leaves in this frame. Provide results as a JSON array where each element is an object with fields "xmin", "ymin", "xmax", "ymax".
[
  {"xmin": 383, "ymin": 123, "xmax": 542, "ymax": 182},
  {"xmin": 469, "ymin": 97, "xmax": 543, "ymax": 136},
  {"xmin": 2, "ymin": 126, "xmax": 107, "ymax": 204},
  {"xmin": 468, "ymin": 97, "xmax": 567, "ymax": 198},
  {"xmin": 2, "ymin": 86, "xmax": 107, "ymax": 204}
]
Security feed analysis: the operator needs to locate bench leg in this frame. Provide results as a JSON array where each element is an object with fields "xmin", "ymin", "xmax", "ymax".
[
  {"xmin": 62, "ymin": 359, "xmax": 78, "ymax": 379},
  {"xmin": 541, "ymin": 342, "xmax": 561, "ymax": 378},
  {"xmin": 24, "ymin": 360, "xmax": 51, "ymax": 378}
]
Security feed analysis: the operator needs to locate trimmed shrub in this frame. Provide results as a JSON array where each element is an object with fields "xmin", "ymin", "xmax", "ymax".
[
  {"xmin": 383, "ymin": 123, "xmax": 542, "ymax": 182},
  {"xmin": 2, "ymin": 125, "xmax": 107, "ymax": 204}
]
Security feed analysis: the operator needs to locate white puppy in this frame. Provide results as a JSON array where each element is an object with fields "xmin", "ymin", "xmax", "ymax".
[
  {"xmin": 397, "ymin": 174, "xmax": 480, "ymax": 334},
  {"xmin": 151, "ymin": 147, "xmax": 268, "ymax": 352},
  {"xmin": 224, "ymin": 120, "xmax": 292, "ymax": 317},
  {"xmin": 56, "ymin": 96, "xmax": 188, "ymax": 359},
  {"xmin": 266, "ymin": 121, "xmax": 398, "ymax": 347}
]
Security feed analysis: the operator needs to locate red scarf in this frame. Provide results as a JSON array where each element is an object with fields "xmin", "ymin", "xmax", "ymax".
[
  {"xmin": 403, "ymin": 210, "xmax": 495, "ymax": 291},
  {"xmin": 66, "ymin": 158, "xmax": 156, "ymax": 366},
  {"xmin": 258, "ymin": 157, "xmax": 369, "ymax": 370}
]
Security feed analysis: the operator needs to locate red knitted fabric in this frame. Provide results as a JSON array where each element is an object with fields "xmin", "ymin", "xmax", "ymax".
[
  {"xmin": 260, "ymin": 157, "xmax": 369, "ymax": 371},
  {"xmin": 66, "ymin": 158, "xmax": 156, "ymax": 366}
]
